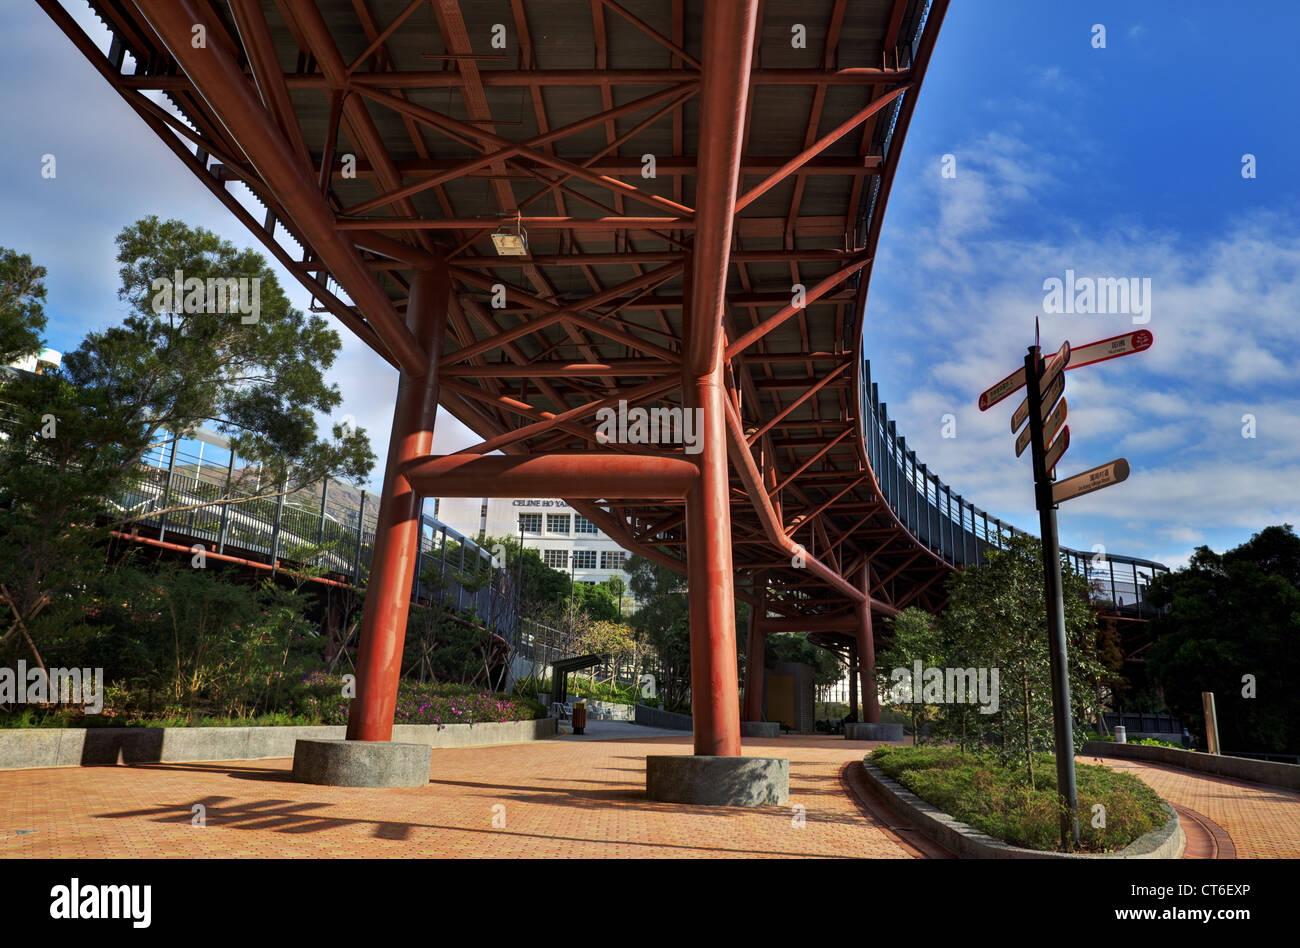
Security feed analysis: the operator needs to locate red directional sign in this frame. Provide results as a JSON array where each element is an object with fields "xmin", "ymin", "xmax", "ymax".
[
  {"xmin": 1065, "ymin": 329, "xmax": 1153, "ymax": 371},
  {"xmin": 1011, "ymin": 339, "xmax": 1070, "ymax": 430},
  {"xmin": 979, "ymin": 365, "xmax": 1026, "ymax": 412},
  {"xmin": 1038, "ymin": 371, "xmax": 1065, "ymax": 423},
  {"xmin": 1017, "ymin": 396, "xmax": 1066, "ymax": 457},
  {"xmin": 1052, "ymin": 458, "xmax": 1130, "ymax": 504},
  {"xmin": 1043, "ymin": 425, "xmax": 1070, "ymax": 474}
]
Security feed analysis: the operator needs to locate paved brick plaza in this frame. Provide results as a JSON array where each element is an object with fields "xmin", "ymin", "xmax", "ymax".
[{"xmin": 0, "ymin": 732, "xmax": 1294, "ymax": 858}]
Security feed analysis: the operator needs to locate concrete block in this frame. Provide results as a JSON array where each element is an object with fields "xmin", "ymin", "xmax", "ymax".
[
  {"xmin": 845, "ymin": 722, "xmax": 905, "ymax": 741},
  {"xmin": 740, "ymin": 721, "xmax": 780, "ymax": 738},
  {"xmin": 292, "ymin": 739, "xmax": 431, "ymax": 787},
  {"xmin": 645, "ymin": 754, "xmax": 789, "ymax": 806}
]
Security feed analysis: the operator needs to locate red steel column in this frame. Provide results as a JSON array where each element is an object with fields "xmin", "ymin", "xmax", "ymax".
[
  {"xmin": 347, "ymin": 264, "xmax": 448, "ymax": 741},
  {"xmin": 847, "ymin": 642, "xmax": 859, "ymax": 722},
  {"xmin": 856, "ymin": 562, "xmax": 880, "ymax": 724},
  {"xmin": 682, "ymin": 0, "xmax": 757, "ymax": 759},
  {"xmin": 684, "ymin": 337, "xmax": 741, "ymax": 756},
  {"xmin": 742, "ymin": 577, "xmax": 767, "ymax": 722}
]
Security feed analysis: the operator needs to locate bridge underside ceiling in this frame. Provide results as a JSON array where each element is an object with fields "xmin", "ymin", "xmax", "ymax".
[{"xmin": 49, "ymin": 0, "xmax": 954, "ymax": 623}]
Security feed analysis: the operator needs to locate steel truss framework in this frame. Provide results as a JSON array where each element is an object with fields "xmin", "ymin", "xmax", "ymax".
[{"xmin": 45, "ymin": 0, "xmax": 1011, "ymax": 753}]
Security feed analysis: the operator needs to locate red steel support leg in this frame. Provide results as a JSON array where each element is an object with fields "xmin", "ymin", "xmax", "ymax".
[
  {"xmin": 679, "ymin": 0, "xmax": 756, "ymax": 760},
  {"xmin": 848, "ymin": 643, "xmax": 859, "ymax": 722},
  {"xmin": 856, "ymin": 562, "xmax": 880, "ymax": 724},
  {"xmin": 347, "ymin": 264, "xmax": 448, "ymax": 741},
  {"xmin": 742, "ymin": 577, "xmax": 766, "ymax": 722},
  {"xmin": 684, "ymin": 338, "xmax": 741, "ymax": 757}
]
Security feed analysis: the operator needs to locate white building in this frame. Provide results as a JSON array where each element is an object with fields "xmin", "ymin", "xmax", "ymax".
[{"xmin": 431, "ymin": 496, "xmax": 632, "ymax": 587}]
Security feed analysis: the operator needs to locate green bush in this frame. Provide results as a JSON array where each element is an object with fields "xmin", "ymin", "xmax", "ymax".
[{"xmin": 871, "ymin": 745, "xmax": 1168, "ymax": 853}]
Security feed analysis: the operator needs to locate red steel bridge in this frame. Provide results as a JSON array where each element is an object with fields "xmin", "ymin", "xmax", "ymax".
[{"xmin": 44, "ymin": 0, "xmax": 1165, "ymax": 759}]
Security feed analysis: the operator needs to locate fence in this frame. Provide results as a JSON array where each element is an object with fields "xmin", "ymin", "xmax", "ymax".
[{"xmin": 118, "ymin": 426, "xmax": 519, "ymax": 644}]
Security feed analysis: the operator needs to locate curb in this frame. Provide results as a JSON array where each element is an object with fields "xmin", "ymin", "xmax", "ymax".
[
  {"xmin": 860, "ymin": 758, "xmax": 1184, "ymax": 859},
  {"xmin": 1083, "ymin": 740, "xmax": 1300, "ymax": 791},
  {"xmin": 0, "ymin": 718, "xmax": 558, "ymax": 770}
]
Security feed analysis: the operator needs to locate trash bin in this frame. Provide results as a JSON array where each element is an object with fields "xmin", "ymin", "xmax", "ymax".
[
  {"xmin": 1114, "ymin": 726, "xmax": 1127, "ymax": 744},
  {"xmin": 572, "ymin": 700, "xmax": 587, "ymax": 735}
]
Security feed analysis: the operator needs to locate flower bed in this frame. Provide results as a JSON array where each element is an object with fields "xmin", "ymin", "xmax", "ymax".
[{"xmin": 293, "ymin": 672, "xmax": 545, "ymax": 727}]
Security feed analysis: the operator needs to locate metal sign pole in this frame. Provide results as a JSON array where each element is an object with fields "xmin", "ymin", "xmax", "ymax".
[{"xmin": 1024, "ymin": 346, "xmax": 1081, "ymax": 850}]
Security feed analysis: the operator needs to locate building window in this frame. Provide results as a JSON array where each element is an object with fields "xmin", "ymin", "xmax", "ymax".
[
  {"xmin": 574, "ymin": 515, "xmax": 598, "ymax": 534},
  {"xmin": 547, "ymin": 513, "xmax": 571, "ymax": 534},
  {"xmin": 573, "ymin": 550, "xmax": 597, "ymax": 570},
  {"xmin": 519, "ymin": 514, "xmax": 542, "ymax": 533},
  {"xmin": 543, "ymin": 549, "xmax": 568, "ymax": 569},
  {"xmin": 601, "ymin": 550, "xmax": 625, "ymax": 570}
]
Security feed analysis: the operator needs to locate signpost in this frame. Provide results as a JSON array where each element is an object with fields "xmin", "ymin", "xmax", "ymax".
[
  {"xmin": 1052, "ymin": 458, "xmax": 1129, "ymax": 504},
  {"xmin": 977, "ymin": 328, "xmax": 1154, "ymax": 851}
]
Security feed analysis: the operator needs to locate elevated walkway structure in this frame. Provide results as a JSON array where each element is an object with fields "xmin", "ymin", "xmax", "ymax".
[{"xmin": 44, "ymin": 0, "xmax": 1163, "ymax": 775}]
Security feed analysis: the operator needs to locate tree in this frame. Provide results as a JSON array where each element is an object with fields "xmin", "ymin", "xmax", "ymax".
[
  {"xmin": 1146, "ymin": 525, "xmax": 1300, "ymax": 754},
  {"xmin": 625, "ymin": 555, "xmax": 690, "ymax": 707},
  {"xmin": 0, "ymin": 247, "xmax": 47, "ymax": 366},
  {"xmin": 935, "ymin": 536, "xmax": 1105, "ymax": 786},
  {"xmin": 0, "ymin": 221, "xmax": 374, "ymax": 664},
  {"xmin": 877, "ymin": 607, "xmax": 943, "ymax": 745}
]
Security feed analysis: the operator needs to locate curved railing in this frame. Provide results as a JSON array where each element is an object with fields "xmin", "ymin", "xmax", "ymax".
[
  {"xmin": 860, "ymin": 359, "xmax": 1168, "ymax": 617},
  {"xmin": 118, "ymin": 429, "xmax": 520, "ymax": 641}
]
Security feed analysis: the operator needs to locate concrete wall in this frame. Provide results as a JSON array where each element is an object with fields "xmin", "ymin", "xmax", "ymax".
[
  {"xmin": 634, "ymin": 704, "xmax": 692, "ymax": 731},
  {"xmin": 1083, "ymin": 740, "xmax": 1300, "ymax": 791},
  {"xmin": 0, "ymin": 718, "xmax": 557, "ymax": 771}
]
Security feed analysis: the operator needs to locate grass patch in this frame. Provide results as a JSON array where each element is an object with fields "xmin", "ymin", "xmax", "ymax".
[{"xmin": 870, "ymin": 745, "xmax": 1168, "ymax": 853}]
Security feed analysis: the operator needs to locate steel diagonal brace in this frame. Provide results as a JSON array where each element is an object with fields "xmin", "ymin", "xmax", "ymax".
[
  {"xmin": 348, "ymin": 87, "xmax": 696, "ymax": 220},
  {"xmin": 724, "ymin": 397, "xmax": 866, "ymax": 604},
  {"xmin": 735, "ymin": 85, "xmax": 910, "ymax": 212},
  {"xmin": 343, "ymin": 82, "xmax": 696, "ymax": 217},
  {"xmin": 131, "ymin": 0, "xmax": 426, "ymax": 373},
  {"xmin": 443, "ymin": 263, "xmax": 683, "ymax": 365},
  {"xmin": 726, "ymin": 255, "xmax": 872, "ymax": 358}
]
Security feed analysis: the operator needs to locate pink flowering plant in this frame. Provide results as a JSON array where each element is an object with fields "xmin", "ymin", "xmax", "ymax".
[{"xmin": 292, "ymin": 671, "xmax": 543, "ymax": 727}]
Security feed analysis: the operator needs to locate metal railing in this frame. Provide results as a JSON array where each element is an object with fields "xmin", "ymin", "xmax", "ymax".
[
  {"xmin": 117, "ymin": 427, "xmax": 519, "ymax": 643},
  {"xmin": 861, "ymin": 359, "xmax": 1169, "ymax": 616}
]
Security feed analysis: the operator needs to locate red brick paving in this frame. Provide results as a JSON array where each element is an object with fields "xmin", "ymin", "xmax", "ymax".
[
  {"xmin": 2, "ymin": 736, "xmax": 1293, "ymax": 858},
  {"xmin": 1084, "ymin": 756, "xmax": 1300, "ymax": 859},
  {"xmin": 0, "ymin": 735, "xmax": 915, "ymax": 859}
]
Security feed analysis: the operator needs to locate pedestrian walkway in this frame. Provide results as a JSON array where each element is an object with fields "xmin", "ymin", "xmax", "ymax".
[
  {"xmin": 1086, "ymin": 755, "xmax": 1300, "ymax": 858},
  {"xmin": 556, "ymin": 719, "xmax": 687, "ymax": 741},
  {"xmin": 0, "ymin": 734, "xmax": 914, "ymax": 859}
]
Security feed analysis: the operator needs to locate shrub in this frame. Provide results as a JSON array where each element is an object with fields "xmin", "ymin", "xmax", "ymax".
[{"xmin": 871, "ymin": 745, "xmax": 1167, "ymax": 853}]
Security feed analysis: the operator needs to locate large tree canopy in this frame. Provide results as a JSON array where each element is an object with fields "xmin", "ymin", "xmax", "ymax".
[
  {"xmin": 1146, "ymin": 524, "xmax": 1300, "ymax": 754},
  {"xmin": 0, "ymin": 247, "xmax": 47, "ymax": 367},
  {"xmin": 0, "ymin": 219, "xmax": 374, "ymax": 662}
]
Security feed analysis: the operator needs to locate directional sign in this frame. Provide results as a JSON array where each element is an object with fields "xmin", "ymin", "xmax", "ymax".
[
  {"xmin": 1010, "ymin": 340, "xmax": 1069, "ymax": 432},
  {"xmin": 1038, "ymin": 370, "xmax": 1065, "ymax": 424},
  {"xmin": 1053, "ymin": 458, "xmax": 1130, "ymax": 504},
  {"xmin": 1041, "ymin": 340, "xmax": 1071, "ymax": 390},
  {"xmin": 979, "ymin": 365, "xmax": 1026, "ymax": 412},
  {"xmin": 1043, "ymin": 424, "xmax": 1070, "ymax": 474},
  {"xmin": 1065, "ymin": 329, "xmax": 1153, "ymax": 371},
  {"xmin": 1017, "ymin": 397, "xmax": 1066, "ymax": 457}
]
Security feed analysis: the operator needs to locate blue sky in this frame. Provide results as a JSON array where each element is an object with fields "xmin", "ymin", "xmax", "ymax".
[
  {"xmin": 866, "ymin": 0, "xmax": 1300, "ymax": 567},
  {"xmin": 2, "ymin": 1, "xmax": 1297, "ymax": 569}
]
